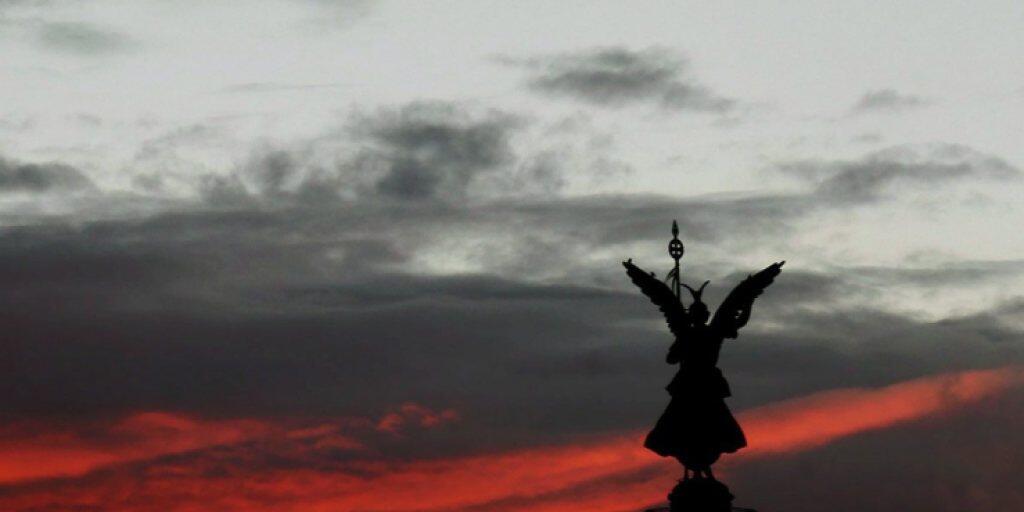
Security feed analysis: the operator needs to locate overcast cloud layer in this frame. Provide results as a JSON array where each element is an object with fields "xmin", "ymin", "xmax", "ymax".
[{"xmin": 1, "ymin": 1, "xmax": 1023, "ymax": 511}]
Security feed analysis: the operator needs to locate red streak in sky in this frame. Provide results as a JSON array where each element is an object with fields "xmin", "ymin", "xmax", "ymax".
[
  {"xmin": 0, "ymin": 412, "xmax": 280, "ymax": 484},
  {"xmin": 0, "ymin": 366, "xmax": 1020, "ymax": 511},
  {"xmin": 738, "ymin": 365, "xmax": 1024, "ymax": 457}
]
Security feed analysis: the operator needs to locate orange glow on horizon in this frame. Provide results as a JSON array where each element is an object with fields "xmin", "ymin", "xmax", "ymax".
[{"xmin": 0, "ymin": 366, "xmax": 1020, "ymax": 511}]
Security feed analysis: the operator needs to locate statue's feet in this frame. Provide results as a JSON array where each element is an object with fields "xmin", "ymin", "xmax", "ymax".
[{"xmin": 684, "ymin": 467, "xmax": 716, "ymax": 480}]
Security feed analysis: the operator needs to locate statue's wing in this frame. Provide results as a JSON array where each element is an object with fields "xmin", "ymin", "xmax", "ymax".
[
  {"xmin": 623, "ymin": 259, "xmax": 689, "ymax": 339},
  {"xmin": 710, "ymin": 261, "xmax": 784, "ymax": 339}
]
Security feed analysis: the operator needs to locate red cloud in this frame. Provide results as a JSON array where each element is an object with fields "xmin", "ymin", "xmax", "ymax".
[
  {"xmin": 0, "ymin": 366, "xmax": 1019, "ymax": 511},
  {"xmin": 737, "ymin": 365, "xmax": 1024, "ymax": 457},
  {"xmin": 0, "ymin": 412, "xmax": 281, "ymax": 484},
  {"xmin": 376, "ymin": 402, "xmax": 460, "ymax": 434},
  {"xmin": 0, "ymin": 402, "xmax": 461, "ymax": 486}
]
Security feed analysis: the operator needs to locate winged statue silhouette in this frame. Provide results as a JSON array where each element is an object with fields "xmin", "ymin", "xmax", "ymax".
[{"xmin": 623, "ymin": 257, "xmax": 783, "ymax": 484}]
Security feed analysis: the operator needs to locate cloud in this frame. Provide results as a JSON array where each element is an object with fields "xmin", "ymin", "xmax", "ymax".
[
  {"xmin": 777, "ymin": 143, "xmax": 1019, "ymax": 204},
  {"xmin": 2, "ymin": 94, "xmax": 1022, "ymax": 510},
  {"xmin": 850, "ymin": 259, "xmax": 1024, "ymax": 289},
  {"xmin": 0, "ymin": 114, "xmax": 35, "ymax": 132},
  {"xmin": 1, "ymin": 114, "xmax": 1021, "ymax": 451},
  {"xmin": 2, "ymin": 200, "xmax": 1022, "ymax": 452},
  {"xmin": 851, "ymin": 88, "xmax": 931, "ymax": 113},
  {"xmin": 736, "ymin": 365, "xmax": 1024, "ymax": 456},
  {"xmin": 197, "ymin": 102, "xmax": 548, "ymax": 205},
  {"xmin": 0, "ymin": 367, "xmax": 1017, "ymax": 511},
  {"xmin": 0, "ymin": 402, "xmax": 457, "ymax": 485},
  {"xmin": 502, "ymin": 47, "xmax": 734, "ymax": 112},
  {"xmin": 0, "ymin": 155, "xmax": 95, "ymax": 192},
  {"xmin": 35, "ymin": 21, "xmax": 133, "ymax": 55},
  {"xmin": 0, "ymin": 412, "xmax": 283, "ymax": 484},
  {"xmin": 351, "ymin": 102, "xmax": 523, "ymax": 201},
  {"xmin": 375, "ymin": 402, "xmax": 460, "ymax": 434},
  {"xmin": 2, "ymin": 132, "xmax": 1022, "ymax": 441},
  {"xmin": 218, "ymin": 82, "xmax": 350, "ymax": 94}
]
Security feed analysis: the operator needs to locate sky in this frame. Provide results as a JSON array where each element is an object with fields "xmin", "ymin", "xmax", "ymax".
[{"xmin": 1, "ymin": 1, "xmax": 1024, "ymax": 510}]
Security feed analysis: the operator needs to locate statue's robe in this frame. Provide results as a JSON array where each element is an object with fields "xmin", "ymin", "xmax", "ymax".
[{"xmin": 644, "ymin": 323, "xmax": 746, "ymax": 468}]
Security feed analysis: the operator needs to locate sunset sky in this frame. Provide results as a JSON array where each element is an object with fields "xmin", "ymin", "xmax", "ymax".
[{"xmin": 2, "ymin": 1, "xmax": 1024, "ymax": 511}]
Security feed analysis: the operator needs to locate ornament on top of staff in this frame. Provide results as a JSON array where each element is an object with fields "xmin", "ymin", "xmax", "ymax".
[{"xmin": 665, "ymin": 220, "xmax": 685, "ymax": 300}]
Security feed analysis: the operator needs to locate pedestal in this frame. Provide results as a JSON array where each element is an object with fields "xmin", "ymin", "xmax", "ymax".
[{"xmin": 666, "ymin": 477, "xmax": 736, "ymax": 512}]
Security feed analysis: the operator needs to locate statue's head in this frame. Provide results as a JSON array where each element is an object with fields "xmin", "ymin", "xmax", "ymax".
[
  {"xmin": 689, "ymin": 301, "xmax": 710, "ymax": 324},
  {"xmin": 683, "ymin": 280, "xmax": 710, "ymax": 324}
]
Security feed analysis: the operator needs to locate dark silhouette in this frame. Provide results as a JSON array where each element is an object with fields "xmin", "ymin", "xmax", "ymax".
[{"xmin": 625, "ymin": 221, "xmax": 782, "ymax": 511}]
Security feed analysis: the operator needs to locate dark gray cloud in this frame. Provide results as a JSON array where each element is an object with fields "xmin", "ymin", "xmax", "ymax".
[
  {"xmin": 778, "ymin": 143, "xmax": 1019, "ymax": 204},
  {"xmin": 186, "ymin": 112, "xmax": 1018, "ymax": 254},
  {"xmin": 35, "ymin": 21, "xmax": 132, "ymax": 55},
  {"xmin": 0, "ymin": 10, "xmax": 134, "ymax": 55},
  {"xmin": 0, "ymin": 155, "xmax": 94, "ymax": 192},
  {"xmin": 849, "ymin": 259, "xmax": 1024, "ymax": 288},
  {"xmin": 851, "ymin": 132, "xmax": 883, "ymax": 144},
  {"xmin": 351, "ymin": 102, "xmax": 521, "ymax": 201},
  {"xmin": 851, "ymin": 88, "xmax": 931, "ymax": 113},
  {"xmin": 293, "ymin": 0, "xmax": 375, "ymax": 30},
  {"xmin": 502, "ymin": 47, "xmax": 734, "ymax": 112},
  {"xmin": 197, "ymin": 102, "xmax": 536, "ymax": 205},
  {"xmin": 2, "ymin": 199, "xmax": 1022, "ymax": 455},
  {"xmin": 723, "ymin": 301, "xmax": 1024, "ymax": 409},
  {"xmin": 0, "ymin": 212, "xmax": 666, "ymax": 439},
  {"xmin": 0, "ymin": 114, "xmax": 35, "ymax": 132}
]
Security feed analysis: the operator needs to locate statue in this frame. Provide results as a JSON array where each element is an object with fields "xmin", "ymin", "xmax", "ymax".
[{"xmin": 625, "ymin": 221, "xmax": 783, "ymax": 511}]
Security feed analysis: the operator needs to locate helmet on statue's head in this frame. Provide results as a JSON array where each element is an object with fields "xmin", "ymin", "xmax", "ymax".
[{"xmin": 683, "ymin": 280, "xmax": 710, "ymax": 324}]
